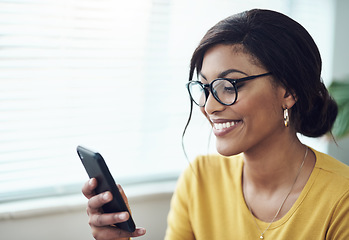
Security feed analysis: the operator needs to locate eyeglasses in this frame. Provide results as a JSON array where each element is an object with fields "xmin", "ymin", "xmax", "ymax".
[{"xmin": 186, "ymin": 72, "xmax": 272, "ymax": 107}]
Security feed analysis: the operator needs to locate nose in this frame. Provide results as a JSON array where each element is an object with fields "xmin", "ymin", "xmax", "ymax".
[{"xmin": 204, "ymin": 91, "xmax": 225, "ymax": 114}]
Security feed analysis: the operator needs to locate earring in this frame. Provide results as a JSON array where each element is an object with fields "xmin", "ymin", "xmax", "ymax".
[{"xmin": 283, "ymin": 107, "xmax": 289, "ymax": 127}]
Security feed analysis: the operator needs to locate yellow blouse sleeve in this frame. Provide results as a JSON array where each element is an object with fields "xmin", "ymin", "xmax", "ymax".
[{"xmin": 165, "ymin": 162, "xmax": 196, "ymax": 240}]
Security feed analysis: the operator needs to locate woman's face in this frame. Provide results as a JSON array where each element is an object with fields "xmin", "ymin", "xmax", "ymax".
[{"xmin": 199, "ymin": 44, "xmax": 290, "ymax": 156}]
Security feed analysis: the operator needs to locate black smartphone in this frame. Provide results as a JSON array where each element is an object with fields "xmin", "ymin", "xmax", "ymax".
[{"xmin": 77, "ymin": 145, "xmax": 136, "ymax": 232}]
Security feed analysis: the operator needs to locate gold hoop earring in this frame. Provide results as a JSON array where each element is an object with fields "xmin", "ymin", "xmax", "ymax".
[{"xmin": 283, "ymin": 107, "xmax": 289, "ymax": 127}]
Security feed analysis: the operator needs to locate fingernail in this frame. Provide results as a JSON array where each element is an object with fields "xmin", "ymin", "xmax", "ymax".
[
  {"xmin": 103, "ymin": 192, "xmax": 111, "ymax": 201},
  {"xmin": 118, "ymin": 212, "xmax": 127, "ymax": 220},
  {"xmin": 137, "ymin": 228, "xmax": 146, "ymax": 234},
  {"xmin": 89, "ymin": 178, "xmax": 94, "ymax": 186}
]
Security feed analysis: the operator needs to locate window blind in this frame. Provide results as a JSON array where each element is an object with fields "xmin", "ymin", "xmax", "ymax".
[
  {"xmin": 0, "ymin": 0, "xmax": 189, "ymax": 202},
  {"xmin": 0, "ymin": 0, "xmax": 334, "ymax": 203}
]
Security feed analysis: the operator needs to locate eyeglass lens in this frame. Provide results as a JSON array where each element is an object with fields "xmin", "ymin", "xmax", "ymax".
[
  {"xmin": 212, "ymin": 80, "xmax": 236, "ymax": 105},
  {"xmin": 188, "ymin": 79, "xmax": 237, "ymax": 106},
  {"xmin": 187, "ymin": 82, "xmax": 207, "ymax": 106}
]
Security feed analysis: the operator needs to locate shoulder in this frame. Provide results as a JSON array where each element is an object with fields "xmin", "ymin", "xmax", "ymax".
[
  {"xmin": 311, "ymin": 150, "xmax": 349, "ymax": 239},
  {"xmin": 310, "ymin": 148, "xmax": 349, "ymax": 202},
  {"xmin": 191, "ymin": 153, "xmax": 244, "ymax": 170},
  {"xmin": 313, "ymin": 148, "xmax": 349, "ymax": 181},
  {"xmin": 190, "ymin": 153, "xmax": 243, "ymax": 179},
  {"xmin": 166, "ymin": 154, "xmax": 244, "ymax": 239},
  {"xmin": 175, "ymin": 154, "xmax": 243, "ymax": 195}
]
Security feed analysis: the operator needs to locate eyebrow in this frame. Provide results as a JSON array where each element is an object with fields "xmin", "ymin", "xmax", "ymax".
[{"xmin": 199, "ymin": 69, "xmax": 248, "ymax": 80}]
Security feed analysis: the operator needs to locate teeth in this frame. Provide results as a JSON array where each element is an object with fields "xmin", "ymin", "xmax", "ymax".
[{"xmin": 214, "ymin": 121, "xmax": 237, "ymax": 130}]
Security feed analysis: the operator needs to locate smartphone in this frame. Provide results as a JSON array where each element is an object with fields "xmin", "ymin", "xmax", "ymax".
[{"xmin": 77, "ymin": 145, "xmax": 136, "ymax": 232}]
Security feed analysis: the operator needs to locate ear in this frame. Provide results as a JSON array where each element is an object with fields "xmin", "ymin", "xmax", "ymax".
[{"xmin": 282, "ymin": 88, "xmax": 297, "ymax": 109}]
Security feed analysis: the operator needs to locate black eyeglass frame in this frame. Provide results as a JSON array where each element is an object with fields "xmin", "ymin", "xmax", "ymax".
[{"xmin": 186, "ymin": 72, "xmax": 272, "ymax": 107}]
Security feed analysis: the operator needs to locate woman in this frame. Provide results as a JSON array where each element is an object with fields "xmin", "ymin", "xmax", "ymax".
[{"xmin": 82, "ymin": 9, "xmax": 349, "ymax": 239}]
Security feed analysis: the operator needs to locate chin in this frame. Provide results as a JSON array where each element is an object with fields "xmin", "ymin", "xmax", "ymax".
[{"xmin": 216, "ymin": 142, "xmax": 242, "ymax": 157}]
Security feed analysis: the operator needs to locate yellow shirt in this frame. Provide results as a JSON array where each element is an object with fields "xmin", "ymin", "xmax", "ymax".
[{"xmin": 165, "ymin": 148, "xmax": 349, "ymax": 239}]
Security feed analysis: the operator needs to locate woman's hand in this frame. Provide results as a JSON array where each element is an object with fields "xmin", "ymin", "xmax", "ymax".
[{"xmin": 82, "ymin": 178, "xmax": 146, "ymax": 240}]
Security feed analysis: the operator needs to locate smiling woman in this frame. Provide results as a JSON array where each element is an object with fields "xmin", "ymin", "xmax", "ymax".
[
  {"xmin": 0, "ymin": 0, "xmax": 338, "ymax": 232},
  {"xmin": 81, "ymin": 7, "xmax": 349, "ymax": 240},
  {"xmin": 164, "ymin": 10, "xmax": 348, "ymax": 240}
]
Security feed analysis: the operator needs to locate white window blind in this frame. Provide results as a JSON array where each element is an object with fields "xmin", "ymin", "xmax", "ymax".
[
  {"xmin": 0, "ymin": 0, "xmax": 334, "ymax": 203},
  {"xmin": 0, "ymin": 0, "xmax": 189, "ymax": 202}
]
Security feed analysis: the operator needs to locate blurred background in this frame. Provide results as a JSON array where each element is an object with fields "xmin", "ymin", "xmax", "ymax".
[{"xmin": 0, "ymin": 0, "xmax": 348, "ymax": 239}]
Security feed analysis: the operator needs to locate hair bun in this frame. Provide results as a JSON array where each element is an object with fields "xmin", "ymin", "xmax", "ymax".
[{"xmin": 296, "ymin": 83, "xmax": 338, "ymax": 137}]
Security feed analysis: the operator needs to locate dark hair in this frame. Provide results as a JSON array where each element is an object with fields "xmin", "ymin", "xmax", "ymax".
[{"xmin": 185, "ymin": 9, "xmax": 337, "ymax": 138}]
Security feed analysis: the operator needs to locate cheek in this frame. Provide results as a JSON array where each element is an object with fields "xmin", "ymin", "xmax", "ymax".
[{"xmin": 239, "ymin": 90, "xmax": 282, "ymax": 127}]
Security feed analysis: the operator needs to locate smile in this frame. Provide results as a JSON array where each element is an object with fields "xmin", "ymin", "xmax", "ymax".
[{"xmin": 213, "ymin": 121, "xmax": 239, "ymax": 130}]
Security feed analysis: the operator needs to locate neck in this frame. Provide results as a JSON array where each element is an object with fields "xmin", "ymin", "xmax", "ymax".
[{"xmin": 242, "ymin": 137, "xmax": 307, "ymax": 192}]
